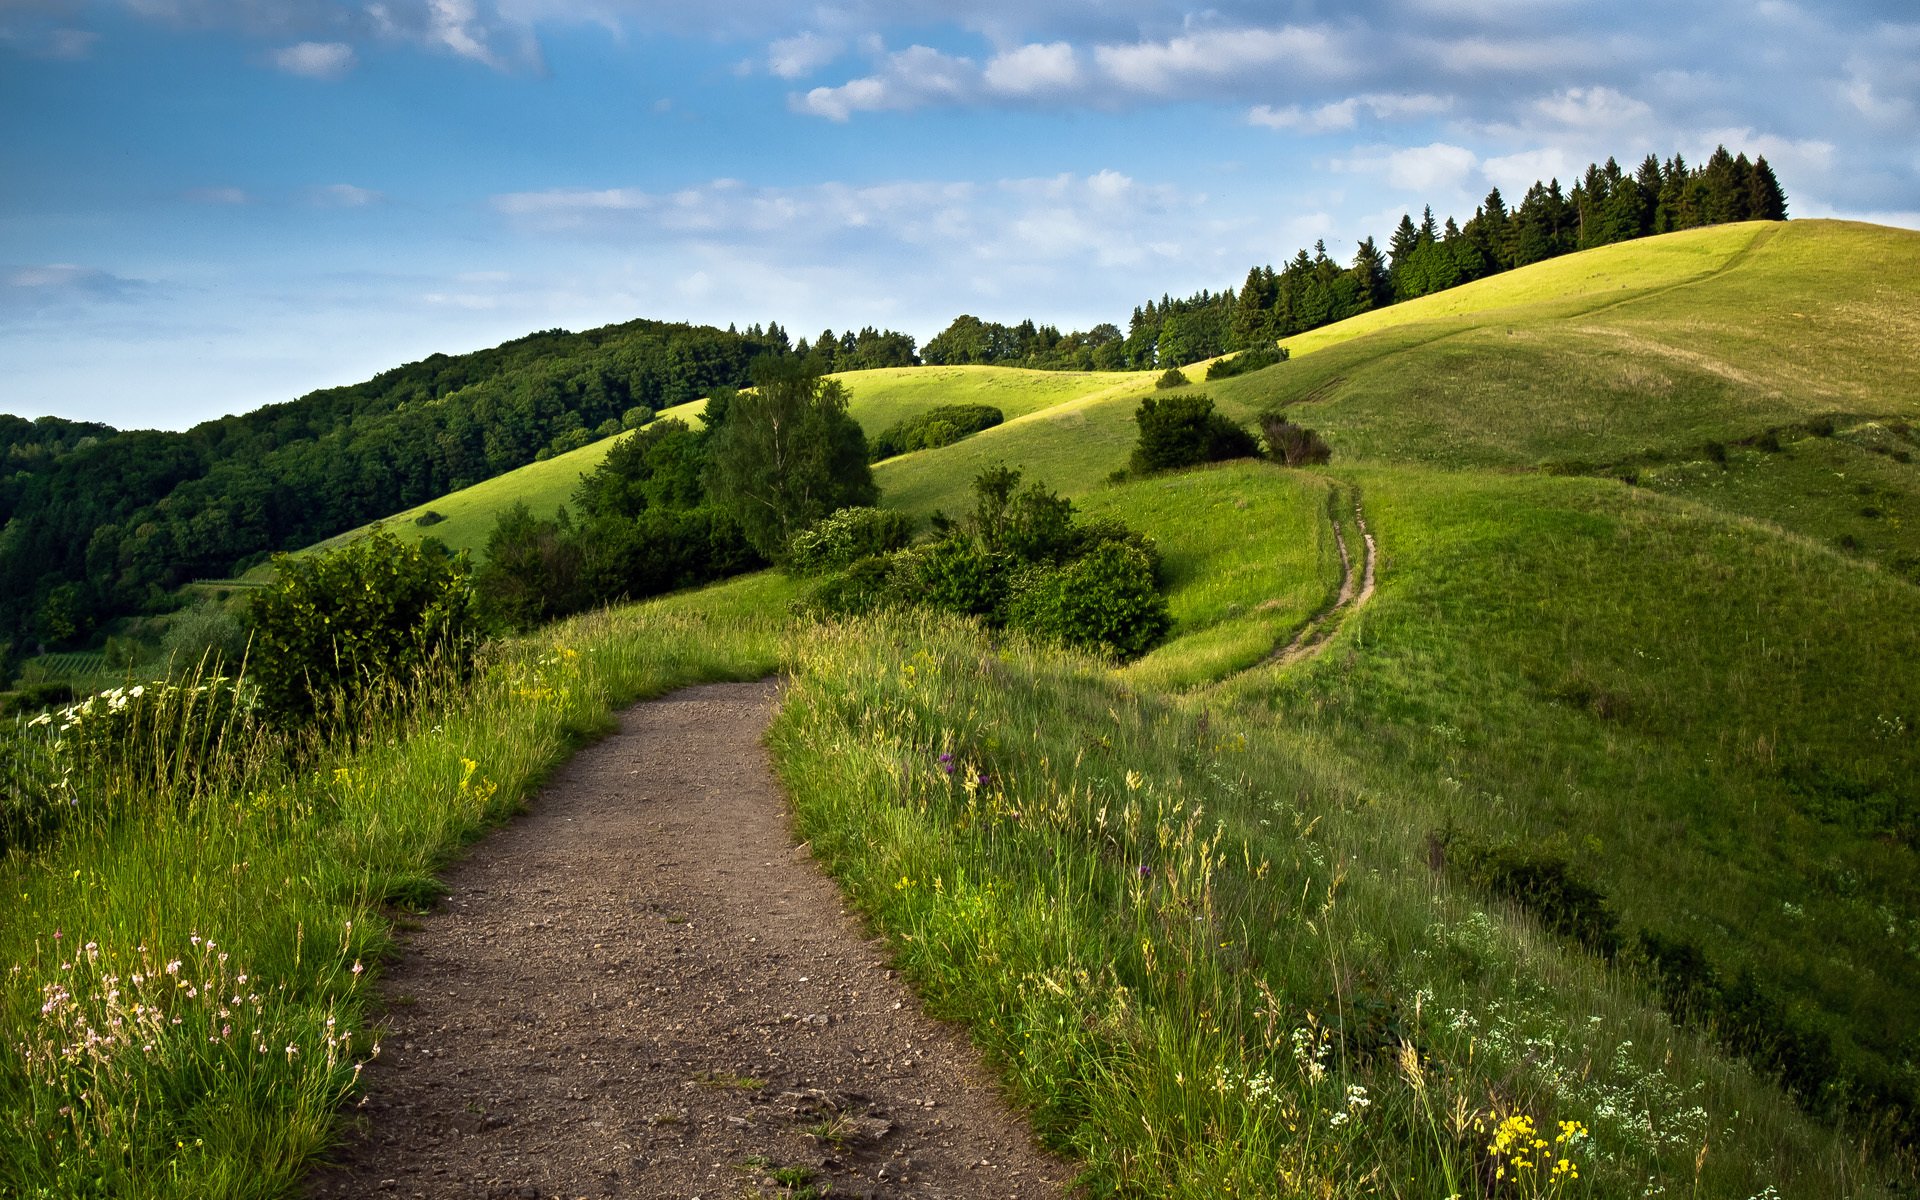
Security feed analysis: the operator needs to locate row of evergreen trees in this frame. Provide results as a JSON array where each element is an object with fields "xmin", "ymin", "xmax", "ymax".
[{"xmin": 925, "ymin": 146, "xmax": 1786, "ymax": 372}]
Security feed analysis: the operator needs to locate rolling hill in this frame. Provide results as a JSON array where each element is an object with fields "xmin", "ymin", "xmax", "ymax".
[{"xmin": 176, "ymin": 218, "xmax": 1920, "ymax": 1194}]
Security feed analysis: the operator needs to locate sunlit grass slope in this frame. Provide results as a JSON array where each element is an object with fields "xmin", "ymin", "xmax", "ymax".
[
  {"xmin": 834, "ymin": 363, "xmax": 1155, "ymax": 433},
  {"xmin": 1080, "ymin": 462, "xmax": 1343, "ymax": 691},
  {"xmin": 1209, "ymin": 220, "xmax": 1920, "ymax": 469},
  {"xmin": 1279, "ymin": 221, "xmax": 1771, "ymax": 359},
  {"xmin": 1219, "ymin": 467, "xmax": 1920, "ymax": 1133},
  {"xmin": 773, "ymin": 608, "xmax": 1893, "ymax": 1199},
  {"xmin": 270, "ymin": 369, "xmax": 1151, "ymax": 570}
]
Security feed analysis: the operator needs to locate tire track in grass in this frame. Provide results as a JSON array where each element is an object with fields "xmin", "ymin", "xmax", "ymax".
[{"xmin": 1263, "ymin": 482, "xmax": 1377, "ymax": 671}]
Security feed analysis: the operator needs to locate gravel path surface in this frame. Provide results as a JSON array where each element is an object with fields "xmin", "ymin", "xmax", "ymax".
[{"xmin": 306, "ymin": 680, "xmax": 1073, "ymax": 1200}]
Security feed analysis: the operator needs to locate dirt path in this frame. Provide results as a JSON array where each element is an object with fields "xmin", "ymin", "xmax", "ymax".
[
  {"xmin": 306, "ymin": 680, "xmax": 1073, "ymax": 1200},
  {"xmin": 1266, "ymin": 484, "xmax": 1377, "ymax": 669}
]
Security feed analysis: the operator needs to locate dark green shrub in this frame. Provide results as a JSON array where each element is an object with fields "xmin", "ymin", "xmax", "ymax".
[
  {"xmin": 797, "ymin": 555, "xmax": 906, "ymax": 619},
  {"xmin": 474, "ymin": 502, "xmax": 583, "ymax": 631},
  {"xmin": 1008, "ymin": 542, "xmax": 1171, "ymax": 659},
  {"xmin": 247, "ymin": 531, "xmax": 482, "ymax": 729},
  {"xmin": 1205, "ymin": 344, "xmax": 1289, "ymax": 380},
  {"xmin": 1154, "ymin": 367, "xmax": 1188, "ymax": 389},
  {"xmin": 912, "ymin": 538, "xmax": 1011, "ymax": 620},
  {"xmin": 869, "ymin": 404, "xmax": 1003, "ymax": 460},
  {"xmin": 1069, "ymin": 518, "xmax": 1164, "ymax": 579},
  {"xmin": 787, "ymin": 507, "xmax": 916, "ymax": 574},
  {"xmin": 1131, "ymin": 394, "xmax": 1257, "ymax": 474},
  {"xmin": 1258, "ymin": 414, "xmax": 1333, "ymax": 466}
]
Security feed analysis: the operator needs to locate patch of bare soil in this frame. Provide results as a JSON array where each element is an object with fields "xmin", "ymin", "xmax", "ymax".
[{"xmin": 306, "ymin": 680, "xmax": 1073, "ymax": 1200}]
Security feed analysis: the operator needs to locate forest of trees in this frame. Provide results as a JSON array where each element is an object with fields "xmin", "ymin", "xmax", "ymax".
[
  {"xmin": 920, "ymin": 316, "xmax": 1130, "ymax": 371},
  {"xmin": 926, "ymin": 146, "xmax": 1786, "ymax": 371},
  {"xmin": 0, "ymin": 317, "xmax": 918, "ymax": 648}
]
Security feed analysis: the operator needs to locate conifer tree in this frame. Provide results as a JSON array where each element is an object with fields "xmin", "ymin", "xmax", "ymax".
[
  {"xmin": 1349, "ymin": 238, "xmax": 1391, "ymax": 311},
  {"xmin": 1749, "ymin": 156, "xmax": 1788, "ymax": 220}
]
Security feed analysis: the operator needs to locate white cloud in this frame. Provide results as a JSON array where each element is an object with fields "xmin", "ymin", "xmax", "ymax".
[
  {"xmin": 983, "ymin": 41, "xmax": 1079, "ymax": 96},
  {"xmin": 1250, "ymin": 92, "xmax": 1450, "ymax": 132},
  {"xmin": 793, "ymin": 44, "xmax": 977, "ymax": 120},
  {"xmin": 766, "ymin": 31, "xmax": 840, "ymax": 79},
  {"xmin": 1093, "ymin": 25, "xmax": 1340, "ymax": 95},
  {"xmin": 1533, "ymin": 85, "xmax": 1651, "ymax": 129},
  {"xmin": 1414, "ymin": 33, "xmax": 1616, "ymax": 75},
  {"xmin": 313, "ymin": 183, "xmax": 384, "ymax": 207},
  {"xmin": 270, "ymin": 40, "xmax": 356, "ymax": 77},
  {"xmin": 1250, "ymin": 100, "xmax": 1358, "ymax": 133},
  {"xmin": 1337, "ymin": 142, "xmax": 1481, "ymax": 193},
  {"xmin": 791, "ymin": 23, "xmax": 1354, "ymax": 119},
  {"xmin": 1480, "ymin": 147, "xmax": 1580, "ymax": 194}
]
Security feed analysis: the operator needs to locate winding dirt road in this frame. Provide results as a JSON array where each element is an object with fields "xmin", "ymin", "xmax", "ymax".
[{"xmin": 306, "ymin": 680, "xmax": 1072, "ymax": 1200}]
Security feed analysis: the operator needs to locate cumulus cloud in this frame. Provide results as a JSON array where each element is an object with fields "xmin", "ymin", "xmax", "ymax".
[
  {"xmin": 765, "ymin": 31, "xmax": 840, "ymax": 79},
  {"xmin": 1478, "ymin": 147, "xmax": 1581, "ymax": 195},
  {"xmin": 1532, "ymin": 85, "xmax": 1653, "ymax": 130},
  {"xmin": 983, "ymin": 41, "xmax": 1080, "ymax": 96},
  {"xmin": 793, "ymin": 44, "xmax": 978, "ymax": 120},
  {"xmin": 271, "ymin": 40, "xmax": 355, "ymax": 77},
  {"xmin": 1249, "ymin": 92, "xmax": 1450, "ymax": 133},
  {"xmin": 1337, "ymin": 142, "xmax": 1481, "ymax": 193},
  {"xmin": 1092, "ymin": 25, "xmax": 1342, "ymax": 95},
  {"xmin": 101, "ymin": 0, "xmax": 539, "ymax": 70},
  {"xmin": 792, "ymin": 22, "xmax": 1355, "ymax": 118}
]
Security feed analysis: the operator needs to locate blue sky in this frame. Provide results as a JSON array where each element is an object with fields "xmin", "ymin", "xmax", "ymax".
[{"xmin": 3, "ymin": 1, "xmax": 1916, "ymax": 430}]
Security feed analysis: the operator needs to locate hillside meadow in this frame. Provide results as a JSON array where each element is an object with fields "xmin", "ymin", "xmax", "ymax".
[{"xmin": 6, "ymin": 220, "xmax": 1919, "ymax": 1196}]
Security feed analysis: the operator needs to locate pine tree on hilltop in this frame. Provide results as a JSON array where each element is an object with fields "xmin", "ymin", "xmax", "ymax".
[{"xmin": 1750, "ymin": 156, "xmax": 1788, "ymax": 220}]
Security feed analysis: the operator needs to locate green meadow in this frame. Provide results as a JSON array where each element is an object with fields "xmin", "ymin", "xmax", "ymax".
[{"xmin": 13, "ymin": 219, "xmax": 1920, "ymax": 1196}]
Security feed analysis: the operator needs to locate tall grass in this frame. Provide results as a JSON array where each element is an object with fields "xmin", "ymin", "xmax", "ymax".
[
  {"xmin": 769, "ymin": 610, "xmax": 1892, "ymax": 1197},
  {"xmin": 0, "ymin": 573, "xmax": 797, "ymax": 1197}
]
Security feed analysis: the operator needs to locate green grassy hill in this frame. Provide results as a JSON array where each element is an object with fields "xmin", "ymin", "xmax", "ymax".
[
  {"xmin": 261, "ymin": 368, "xmax": 1156, "ymax": 569},
  {"xmin": 206, "ymin": 219, "xmax": 1920, "ymax": 1194}
]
